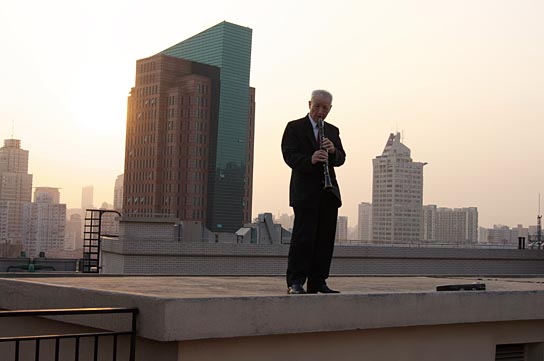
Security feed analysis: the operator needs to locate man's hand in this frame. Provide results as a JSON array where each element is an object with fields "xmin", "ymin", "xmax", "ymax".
[
  {"xmin": 311, "ymin": 150, "xmax": 329, "ymax": 164},
  {"xmin": 321, "ymin": 137, "xmax": 336, "ymax": 154}
]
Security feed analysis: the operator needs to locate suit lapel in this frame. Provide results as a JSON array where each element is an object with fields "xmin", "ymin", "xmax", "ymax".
[{"xmin": 303, "ymin": 115, "xmax": 319, "ymax": 149}]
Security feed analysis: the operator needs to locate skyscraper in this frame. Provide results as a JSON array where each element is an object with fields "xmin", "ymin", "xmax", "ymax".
[
  {"xmin": 123, "ymin": 21, "xmax": 254, "ymax": 232},
  {"xmin": 372, "ymin": 133, "xmax": 426, "ymax": 242},
  {"xmin": 0, "ymin": 139, "xmax": 32, "ymax": 202},
  {"xmin": 113, "ymin": 174, "xmax": 123, "ymax": 212},
  {"xmin": 81, "ymin": 185, "xmax": 94, "ymax": 210},
  {"xmin": 358, "ymin": 202, "xmax": 372, "ymax": 241},
  {"xmin": 335, "ymin": 216, "xmax": 348, "ymax": 242},
  {"xmin": 0, "ymin": 138, "xmax": 33, "ymax": 244}
]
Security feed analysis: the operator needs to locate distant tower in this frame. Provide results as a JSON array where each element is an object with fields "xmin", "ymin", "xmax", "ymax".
[
  {"xmin": 358, "ymin": 202, "xmax": 372, "ymax": 241},
  {"xmin": 81, "ymin": 185, "xmax": 94, "ymax": 209},
  {"xmin": 0, "ymin": 138, "xmax": 33, "ymax": 244},
  {"xmin": 65, "ymin": 213, "xmax": 83, "ymax": 251},
  {"xmin": 0, "ymin": 139, "xmax": 33, "ymax": 202},
  {"xmin": 372, "ymin": 133, "xmax": 426, "ymax": 242},
  {"xmin": 113, "ymin": 174, "xmax": 123, "ymax": 212},
  {"xmin": 335, "ymin": 216, "xmax": 348, "ymax": 242},
  {"xmin": 34, "ymin": 187, "xmax": 60, "ymax": 204}
]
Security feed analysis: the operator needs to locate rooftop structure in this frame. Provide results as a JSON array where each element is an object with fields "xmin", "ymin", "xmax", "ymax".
[{"xmin": 2, "ymin": 275, "xmax": 544, "ymax": 360}]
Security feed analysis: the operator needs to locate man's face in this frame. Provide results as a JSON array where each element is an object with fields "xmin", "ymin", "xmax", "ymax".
[{"xmin": 308, "ymin": 95, "xmax": 332, "ymax": 121}]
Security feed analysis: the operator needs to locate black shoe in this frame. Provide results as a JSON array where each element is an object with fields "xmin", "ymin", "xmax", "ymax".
[
  {"xmin": 287, "ymin": 284, "xmax": 306, "ymax": 294},
  {"xmin": 307, "ymin": 284, "xmax": 340, "ymax": 294}
]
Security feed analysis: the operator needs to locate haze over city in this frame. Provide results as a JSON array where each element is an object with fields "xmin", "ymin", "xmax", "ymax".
[{"xmin": 0, "ymin": 0, "xmax": 543, "ymax": 228}]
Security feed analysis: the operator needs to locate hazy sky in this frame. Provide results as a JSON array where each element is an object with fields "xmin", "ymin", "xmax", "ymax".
[{"xmin": 1, "ymin": 0, "xmax": 543, "ymax": 228}]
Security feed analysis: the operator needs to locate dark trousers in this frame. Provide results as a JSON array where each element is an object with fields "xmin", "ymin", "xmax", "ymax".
[{"xmin": 286, "ymin": 191, "xmax": 338, "ymax": 287}]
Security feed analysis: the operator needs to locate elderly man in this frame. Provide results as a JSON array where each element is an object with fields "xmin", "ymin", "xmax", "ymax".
[{"xmin": 281, "ymin": 89, "xmax": 346, "ymax": 294}]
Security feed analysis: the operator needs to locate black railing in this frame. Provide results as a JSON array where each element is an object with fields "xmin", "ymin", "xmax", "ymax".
[
  {"xmin": 0, "ymin": 307, "xmax": 138, "ymax": 361},
  {"xmin": 83, "ymin": 209, "xmax": 122, "ymax": 273}
]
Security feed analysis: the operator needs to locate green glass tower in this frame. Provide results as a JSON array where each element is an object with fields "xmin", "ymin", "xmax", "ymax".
[{"xmin": 161, "ymin": 21, "xmax": 253, "ymax": 232}]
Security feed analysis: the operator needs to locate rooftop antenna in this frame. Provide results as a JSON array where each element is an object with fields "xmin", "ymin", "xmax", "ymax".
[
  {"xmin": 11, "ymin": 120, "xmax": 14, "ymax": 139},
  {"xmin": 530, "ymin": 193, "xmax": 543, "ymax": 249},
  {"xmin": 537, "ymin": 193, "xmax": 542, "ymax": 247}
]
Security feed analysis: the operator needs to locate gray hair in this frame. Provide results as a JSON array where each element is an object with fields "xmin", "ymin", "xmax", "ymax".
[{"xmin": 311, "ymin": 89, "xmax": 333, "ymax": 103}]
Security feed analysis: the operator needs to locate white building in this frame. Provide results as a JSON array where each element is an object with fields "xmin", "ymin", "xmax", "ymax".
[
  {"xmin": 21, "ymin": 194, "xmax": 66, "ymax": 258},
  {"xmin": 114, "ymin": 174, "xmax": 124, "ymax": 212},
  {"xmin": 358, "ymin": 202, "xmax": 372, "ymax": 241},
  {"xmin": 372, "ymin": 133, "xmax": 426, "ymax": 242},
  {"xmin": 488, "ymin": 225, "xmax": 515, "ymax": 245},
  {"xmin": 422, "ymin": 205, "xmax": 478, "ymax": 243},
  {"xmin": 0, "ymin": 139, "xmax": 33, "ymax": 245},
  {"xmin": 335, "ymin": 216, "xmax": 348, "ymax": 242},
  {"xmin": 65, "ymin": 213, "xmax": 83, "ymax": 251},
  {"xmin": 81, "ymin": 185, "xmax": 94, "ymax": 210}
]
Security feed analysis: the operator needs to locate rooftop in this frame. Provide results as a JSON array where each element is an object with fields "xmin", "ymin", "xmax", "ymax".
[{"xmin": 2, "ymin": 275, "xmax": 544, "ymax": 342}]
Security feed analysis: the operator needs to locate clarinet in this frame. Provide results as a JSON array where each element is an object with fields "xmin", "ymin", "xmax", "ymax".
[{"xmin": 318, "ymin": 118, "xmax": 334, "ymax": 190}]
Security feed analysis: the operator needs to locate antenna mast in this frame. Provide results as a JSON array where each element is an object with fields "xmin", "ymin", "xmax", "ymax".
[
  {"xmin": 538, "ymin": 193, "xmax": 542, "ymax": 245},
  {"xmin": 530, "ymin": 193, "xmax": 543, "ymax": 248}
]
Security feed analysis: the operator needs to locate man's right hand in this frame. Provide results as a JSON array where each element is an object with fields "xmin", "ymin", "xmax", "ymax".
[{"xmin": 311, "ymin": 150, "xmax": 328, "ymax": 165}]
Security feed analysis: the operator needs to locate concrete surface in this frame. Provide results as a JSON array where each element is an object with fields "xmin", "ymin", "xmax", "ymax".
[{"xmin": 1, "ymin": 275, "xmax": 544, "ymax": 342}]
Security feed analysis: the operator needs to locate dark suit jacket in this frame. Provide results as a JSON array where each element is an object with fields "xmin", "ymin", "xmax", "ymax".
[{"xmin": 281, "ymin": 115, "xmax": 346, "ymax": 209}]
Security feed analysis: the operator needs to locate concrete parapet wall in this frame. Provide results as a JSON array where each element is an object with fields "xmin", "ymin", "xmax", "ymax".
[{"xmin": 100, "ymin": 239, "xmax": 544, "ymax": 275}]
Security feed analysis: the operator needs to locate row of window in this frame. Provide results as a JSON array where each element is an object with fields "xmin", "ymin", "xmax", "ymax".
[
  {"xmin": 137, "ymin": 85, "xmax": 158, "ymax": 97},
  {"xmin": 166, "ymin": 107, "xmax": 209, "ymax": 120},
  {"xmin": 159, "ymin": 195, "xmax": 207, "ymax": 208},
  {"xmin": 167, "ymin": 94, "xmax": 209, "ymax": 107},
  {"xmin": 139, "ymin": 61, "xmax": 156, "ymax": 73},
  {"xmin": 138, "ymin": 73, "xmax": 157, "ymax": 85}
]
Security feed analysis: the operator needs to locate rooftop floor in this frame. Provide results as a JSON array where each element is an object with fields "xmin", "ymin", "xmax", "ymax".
[
  {"xmin": 2, "ymin": 275, "xmax": 544, "ymax": 341},
  {"xmin": 5, "ymin": 275, "xmax": 544, "ymax": 297}
]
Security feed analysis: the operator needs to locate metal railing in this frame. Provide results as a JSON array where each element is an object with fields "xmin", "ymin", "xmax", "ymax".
[{"xmin": 0, "ymin": 307, "xmax": 138, "ymax": 361}]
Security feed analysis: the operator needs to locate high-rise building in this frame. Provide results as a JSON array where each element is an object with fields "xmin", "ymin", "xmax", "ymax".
[
  {"xmin": 65, "ymin": 213, "xmax": 83, "ymax": 251},
  {"xmin": 81, "ymin": 185, "xmax": 94, "ymax": 209},
  {"xmin": 0, "ymin": 138, "xmax": 33, "ymax": 244},
  {"xmin": 358, "ymin": 202, "xmax": 372, "ymax": 241},
  {"xmin": 335, "ymin": 216, "xmax": 348, "ymax": 242},
  {"xmin": 478, "ymin": 226, "xmax": 489, "ymax": 243},
  {"xmin": 372, "ymin": 133, "xmax": 426, "ymax": 242},
  {"xmin": 0, "ymin": 139, "xmax": 32, "ymax": 202},
  {"xmin": 123, "ymin": 21, "xmax": 255, "ymax": 232},
  {"xmin": 422, "ymin": 205, "xmax": 478, "ymax": 243},
  {"xmin": 488, "ymin": 225, "xmax": 514, "ymax": 245},
  {"xmin": 22, "ymin": 188, "xmax": 66, "ymax": 258},
  {"xmin": 34, "ymin": 187, "xmax": 60, "ymax": 204},
  {"xmin": 113, "ymin": 174, "xmax": 123, "ymax": 211}
]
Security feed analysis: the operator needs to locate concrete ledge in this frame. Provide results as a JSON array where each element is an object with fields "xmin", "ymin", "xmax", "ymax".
[
  {"xmin": 1, "ymin": 276, "xmax": 544, "ymax": 342},
  {"xmin": 100, "ymin": 242, "xmax": 544, "ymax": 275}
]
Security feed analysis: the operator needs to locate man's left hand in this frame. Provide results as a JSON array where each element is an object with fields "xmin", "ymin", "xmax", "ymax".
[{"xmin": 322, "ymin": 137, "xmax": 335, "ymax": 154}]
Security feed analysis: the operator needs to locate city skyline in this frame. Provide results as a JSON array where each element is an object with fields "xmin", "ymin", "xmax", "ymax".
[{"xmin": 1, "ymin": 0, "xmax": 543, "ymax": 228}]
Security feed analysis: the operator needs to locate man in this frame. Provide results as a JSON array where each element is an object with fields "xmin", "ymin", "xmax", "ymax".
[{"xmin": 281, "ymin": 89, "xmax": 346, "ymax": 294}]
